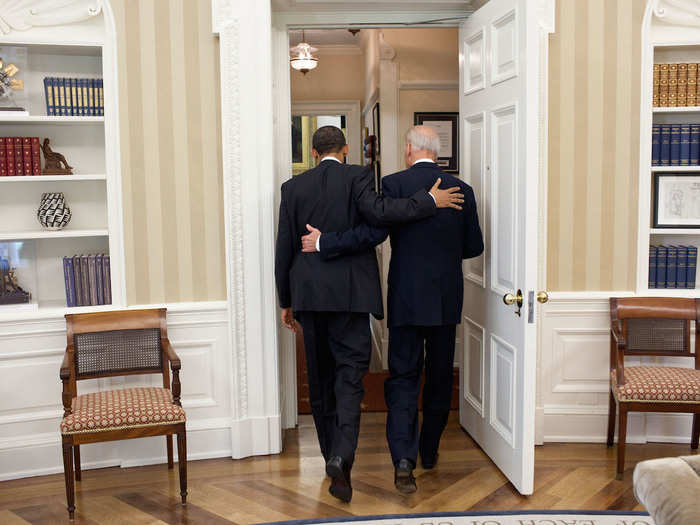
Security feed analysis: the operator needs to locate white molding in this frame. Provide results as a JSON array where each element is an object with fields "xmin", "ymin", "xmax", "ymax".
[
  {"xmin": 0, "ymin": 0, "xmax": 103, "ymax": 34},
  {"xmin": 291, "ymin": 100, "xmax": 362, "ymax": 165},
  {"xmin": 398, "ymin": 79, "xmax": 459, "ymax": 91},
  {"xmin": 214, "ymin": 1, "xmax": 283, "ymax": 458}
]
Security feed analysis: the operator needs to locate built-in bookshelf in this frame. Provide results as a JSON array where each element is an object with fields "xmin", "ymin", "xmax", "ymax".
[
  {"xmin": 637, "ymin": 16, "xmax": 700, "ymax": 296},
  {"xmin": 0, "ymin": 15, "xmax": 123, "ymax": 319}
]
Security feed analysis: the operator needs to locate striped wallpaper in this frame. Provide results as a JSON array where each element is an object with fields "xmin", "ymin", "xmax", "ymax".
[
  {"xmin": 112, "ymin": 0, "xmax": 226, "ymax": 304},
  {"xmin": 547, "ymin": 0, "xmax": 646, "ymax": 292}
]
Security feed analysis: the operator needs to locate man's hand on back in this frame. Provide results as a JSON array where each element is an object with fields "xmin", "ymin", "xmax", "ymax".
[
  {"xmin": 281, "ymin": 307, "xmax": 299, "ymax": 332},
  {"xmin": 429, "ymin": 178, "xmax": 464, "ymax": 210},
  {"xmin": 302, "ymin": 224, "xmax": 322, "ymax": 253}
]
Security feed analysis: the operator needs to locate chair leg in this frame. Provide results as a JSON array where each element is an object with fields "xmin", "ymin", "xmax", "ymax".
[
  {"xmin": 617, "ymin": 406, "xmax": 628, "ymax": 478},
  {"xmin": 692, "ymin": 414, "xmax": 700, "ymax": 450},
  {"xmin": 73, "ymin": 445, "xmax": 81, "ymax": 482},
  {"xmin": 606, "ymin": 391, "xmax": 616, "ymax": 447},
  {"xmin": 166, "ymin": 435, "xmax": 174, "ymax": 469},
  {"xmin": 177, "ymin": 432, "xmax": 187, "ymax": 505},
  {"xmin": 62, "ymin": 442, "xmax": 75, "ymax": 521}
]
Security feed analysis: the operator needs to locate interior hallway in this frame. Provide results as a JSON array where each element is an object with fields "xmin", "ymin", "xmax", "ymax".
[{"xmin": 2, "ymin": 412, "xmax": 691, "ymax": 524}]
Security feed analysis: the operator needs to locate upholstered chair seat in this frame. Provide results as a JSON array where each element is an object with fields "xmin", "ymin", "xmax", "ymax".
[
  {"xmin": 60, "ymin": 387, "xmax": 186, "ymax": 435},
  {"xmin": 611, "ymin": 366, "xmax": 700, "ymax": 403}
]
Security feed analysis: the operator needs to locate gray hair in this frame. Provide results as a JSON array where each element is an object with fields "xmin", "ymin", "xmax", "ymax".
[{"xmin": 406, "ymin": 125, "xmax": 440, "ymax": 155}]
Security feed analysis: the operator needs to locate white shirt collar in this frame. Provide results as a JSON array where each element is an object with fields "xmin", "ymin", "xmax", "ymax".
[
  {"xmin": 412, "ymin": 158, "xmax": 436, "ymax": 165},
  {"xmin": 321, "ymin": 156, "xmax": 342, "ymax": 163}
]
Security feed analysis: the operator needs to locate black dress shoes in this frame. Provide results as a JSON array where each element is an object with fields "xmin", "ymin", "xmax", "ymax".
[
  {"xmin": 394, "ymin": 458, "xmax": 417, "ymax": 494},
  {"xmin": 421, "ymin": 452, "xmax": 439, "ymax": 470},
  {"xmin": 326, "ymin": 456, "xmax": 352, "ymax": 503}
]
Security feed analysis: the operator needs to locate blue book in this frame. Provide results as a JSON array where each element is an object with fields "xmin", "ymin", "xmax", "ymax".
[
  {"xmin": 103, "ymin": 255, "xmax": 112, "ymax": 304},
  {"xmin": 671, "ymin": 125, "xmax": 681, "ymax": 166},
  {"xmin": 70, "ymin": 78, "xmax": 78, "ymax": 116},
  {"xmin": 95, "ymin": 254, "xmax": 104, "ymax": 305},
  {"xmin": 63, "ymin": 257, "xmax": 76, "ymax": 307},
  {"xmin": 652, "ymin": 125, "xmax": 661, "ymax": 166},
  {"xmin": 657, "ymin": 245, "xmax": 668, "ymax": 288},
  {"xmin": 691, "ymin": 125, "xmax": 700, "ymax": 166},
  {"xmin": 660, "ymin": 125, "xmax": 671, "ymax": 166},
  {"xmin": 97, "ymin": 79, "xmax": 104, "ymax": 116},
  {"xmin": 688, "ymin": 246, "xmax": 698, "ymax": 289},
  {"xmin": 89, "ymin": 79, "xmax": 96, "ymax": 116},
  {"xmin": 65, "ymin": 78, "xmax": 73, "ymax": 116},
  {"xmin": 666, "ymin": 245, "xmax": 678, "ymax": 288},
  {"xmin": 72, "ymin": 255, "xmax": 82, "ymax": 306},
  {"xmin": 43, "ymin": 77, "xmax": 53, "ymax": 116},
  {"xmin": 677, "ymin": 245, "xmax": 688, "ymax": 289},
  {"xmin": 649, "ymin": 245, "xmax": 658, "ymax": 289},
  {"xmin": 680, "ymin": 125, "xmax": 691, "ymax": 166}
]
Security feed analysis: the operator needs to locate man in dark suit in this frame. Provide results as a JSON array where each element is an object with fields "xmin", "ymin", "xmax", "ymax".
[
  {"xmin": 300, "ymin": 125, "xmax": 484, "ymax": 494},
  {"xmin": 275, "ymin": 126, "xmax": 464, "ymax": 503}
]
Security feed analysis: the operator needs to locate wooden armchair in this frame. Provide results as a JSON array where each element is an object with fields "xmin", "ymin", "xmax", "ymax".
[
  {"xmin": 59, "ymin": 308, "xmax": 187, "ymax": 520},
  {"xmin": 608, "ymin": 297, "xmax": 700, "ymax": 476}
]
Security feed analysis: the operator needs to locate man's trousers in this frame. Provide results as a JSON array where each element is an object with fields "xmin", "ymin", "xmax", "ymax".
[
  {"xmin": 296, "ymin": 311, "xmax": 371, "ymax": 467},
  {"xmin": 385, "ymin": 324, "xmax": 456, "ymax": 467}
]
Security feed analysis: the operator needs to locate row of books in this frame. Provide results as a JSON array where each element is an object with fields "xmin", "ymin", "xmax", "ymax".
[
  {"xmin": 0, "ymin": 137, "xmax": 41, "ymax": 176},
  {"xmin": 62, "ymin": 255, "xmax": 112, "ymax": 307},
  {"xmin": 653, "ymin": 63, "xmax": 700, "ymax": 107},
  {"xmin": 651, "ymin": 124, "xmax": 700, "ymax": 166},
  {"xmin": 648, "ymin": 245, "xmax": 698, "ymax": 289},
  {"xmin": 43, "ymin": 77, "xmax": 103, "ymax": 117}
]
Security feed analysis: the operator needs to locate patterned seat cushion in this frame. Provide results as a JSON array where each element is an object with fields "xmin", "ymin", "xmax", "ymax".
[
  {"xmin": 612, "ymin": 366, "xmax": 700, "ymax": 403},
  {"xmin": 60, "ymin": 387, "xmax": 186, "ymax": 435}
]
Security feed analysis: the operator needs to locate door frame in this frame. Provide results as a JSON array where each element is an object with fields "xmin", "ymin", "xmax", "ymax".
[{"xmin": 210, "ymin": 0, "xmax": 552, "ymax": 458}]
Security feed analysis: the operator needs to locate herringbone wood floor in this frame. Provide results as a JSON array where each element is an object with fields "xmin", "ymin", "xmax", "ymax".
[{"xmin": 1, "ymin": 412, "xmax": 696, "ymax": 524}]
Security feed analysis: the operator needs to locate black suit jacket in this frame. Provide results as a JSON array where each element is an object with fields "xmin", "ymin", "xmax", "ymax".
[
  {"xmin": 319, "ymin": 162, "xmax": 484, "ymax": 327},
  {"xmin": 274, "ymin": 160, "xmax": 438, "ymax": 318}
]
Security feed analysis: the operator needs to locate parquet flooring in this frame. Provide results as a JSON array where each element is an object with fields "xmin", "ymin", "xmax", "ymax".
[{"xmin": 1, "ymin": 412, "xmax": 696, "ymax": 524}]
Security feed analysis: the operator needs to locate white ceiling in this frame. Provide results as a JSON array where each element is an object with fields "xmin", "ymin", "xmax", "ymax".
[
  {"xmin": 289, "ymin": 29, "xmax": 361, "ymax": 47},
  {"xmin": 273, "ymin": 0, "xmax": 473, "ymax": 13}
]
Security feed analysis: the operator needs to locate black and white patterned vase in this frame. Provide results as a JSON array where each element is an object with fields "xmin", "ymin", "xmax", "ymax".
[{"xmin": 37, "ymin": 192, "xmax": 72, "ymax": 230}]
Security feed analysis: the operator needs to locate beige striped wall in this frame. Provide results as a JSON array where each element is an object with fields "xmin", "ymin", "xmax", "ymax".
[
  {"xmin": 112, "ymin": 0, "xmax": 226, "ymax": 304},
  {"xmin": 547, "ymin": 0, "xmax": 646, "ymax": 291}
]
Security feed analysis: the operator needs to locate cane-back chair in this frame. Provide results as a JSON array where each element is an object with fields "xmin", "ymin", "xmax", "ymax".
[
  {"xmin": 608, "ymin": 297, "xmax": 700, "ymax": 476},
  {"xmin": 59, "ymin": 308, "xmax": 186, "ymax": 520}
]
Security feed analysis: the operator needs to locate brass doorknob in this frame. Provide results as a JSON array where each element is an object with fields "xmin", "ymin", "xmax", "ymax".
[
  {"xmin": 536, "ymin": 291, "xmax": 549, "ymax": 304},
  {"xmin": 503, "ymin": 290, "xmax": 523, "ymax": 308}
]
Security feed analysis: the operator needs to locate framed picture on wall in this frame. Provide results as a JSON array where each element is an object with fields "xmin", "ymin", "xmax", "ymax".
[
  {"xmin": 414, "ymin": 112, "xmax": 458, "ymax": 173},
  {"xmin": 654, "ymin": 174, "xmax": 700, "ymax": 228}
]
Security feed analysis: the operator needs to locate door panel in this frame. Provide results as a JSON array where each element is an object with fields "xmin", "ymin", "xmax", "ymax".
[{"xmin": 459, "ymin": 0, "xmax": 551, "ymax": 495}]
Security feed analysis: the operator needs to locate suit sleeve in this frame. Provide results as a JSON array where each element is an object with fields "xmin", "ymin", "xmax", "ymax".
[
  {"xmin": 463, "ymin": 185, "xmax": 484, "ymax": 259},
  {"xmin": 274, "ymin": 185, "xmax": 294, "ymax": 308},
  {"xmin": 352, "ymin": 166, "xmax": 436, "ymax": 227},
  {"xmin": 319, "ymin": 224, "xmax": 389, "ymax": 261}
]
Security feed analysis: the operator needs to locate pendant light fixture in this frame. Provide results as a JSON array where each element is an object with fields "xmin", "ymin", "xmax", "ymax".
[{"xmin": 290, "ymin": 30, "xmax": 318, "ymax": 75}]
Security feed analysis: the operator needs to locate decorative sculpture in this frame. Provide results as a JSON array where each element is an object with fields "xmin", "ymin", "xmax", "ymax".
[
  {"xmin": 0, "ymin": 55, "xmax": 24, "ymax": 111},
  {"xmin": 37, "ymin": 192, "xmax": 72, "ymax": 230},
  {"xmin": 0, "ymin": 258, "xmax": 31, "ymax": 305},
  {"xmin": 41, "ymin": 138, "xmax": 73, "ymax": 174}
]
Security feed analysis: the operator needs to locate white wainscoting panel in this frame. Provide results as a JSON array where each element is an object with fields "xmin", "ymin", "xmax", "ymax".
[
  {"xmin": 538, "ymin": 293, "xmax": 695, "ymax": 444},
  {"xmin": 0, "ymin": 301, "xmax": 231, "ymax": 481}
]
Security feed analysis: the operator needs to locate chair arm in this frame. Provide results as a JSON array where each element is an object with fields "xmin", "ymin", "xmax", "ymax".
[
  {"xmin": 163, "ymin": 339, "xmax": 181, "ymax": 371},
  {"xmin": 60, "ymin": 346, "xmax": 73, "ymax": 380},
  {"xmin": 610, "ymin": 326, "xmax": 626, "ymax": 349}
]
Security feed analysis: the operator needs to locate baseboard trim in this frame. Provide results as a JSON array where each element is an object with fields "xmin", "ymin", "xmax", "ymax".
[{"xmin": 231, "ymin": 413, "xmax": 282, "ymax": 458}]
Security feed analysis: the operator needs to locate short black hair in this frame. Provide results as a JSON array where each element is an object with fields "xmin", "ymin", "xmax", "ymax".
[{"xmin": 312, "ymin": 126, "xmax": 346, "ymax": 156}]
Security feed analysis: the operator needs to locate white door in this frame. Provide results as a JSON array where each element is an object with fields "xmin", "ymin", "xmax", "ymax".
[{"xmin": 459, "ymin": 0, "xmax": 551, "ymax": 494}]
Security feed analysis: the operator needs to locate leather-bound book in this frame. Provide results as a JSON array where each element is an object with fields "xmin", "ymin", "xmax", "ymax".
[
  {"xmin": 669, "ymin": 63, "xmax": 678, "ymax": 107},
  {"xmin": 659, "ymin": 63, "xmax": 669, "ymax": 106},
  {"xmin": 653, "ymin": 63, "xmax": 660, "ymax": 106},
  {"xmin": 689, "ymin": 63, "xmax": 698, "ymax": 107},
  {"xmin": 678, "ymin": 63, "xmax": 688, "ymax": 106}
]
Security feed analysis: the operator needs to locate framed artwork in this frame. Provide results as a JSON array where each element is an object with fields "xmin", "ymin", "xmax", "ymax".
[
  {"xmin": 654, "ymin": 174, "xmax": 700, "ymax": 228},
  {"xmin": 414, "ymin": 112, "xmax": 459, "ymax": 173},
  {"xmin": 291, "ymin": 115, "xmax": 313, "ymax": 175}
]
